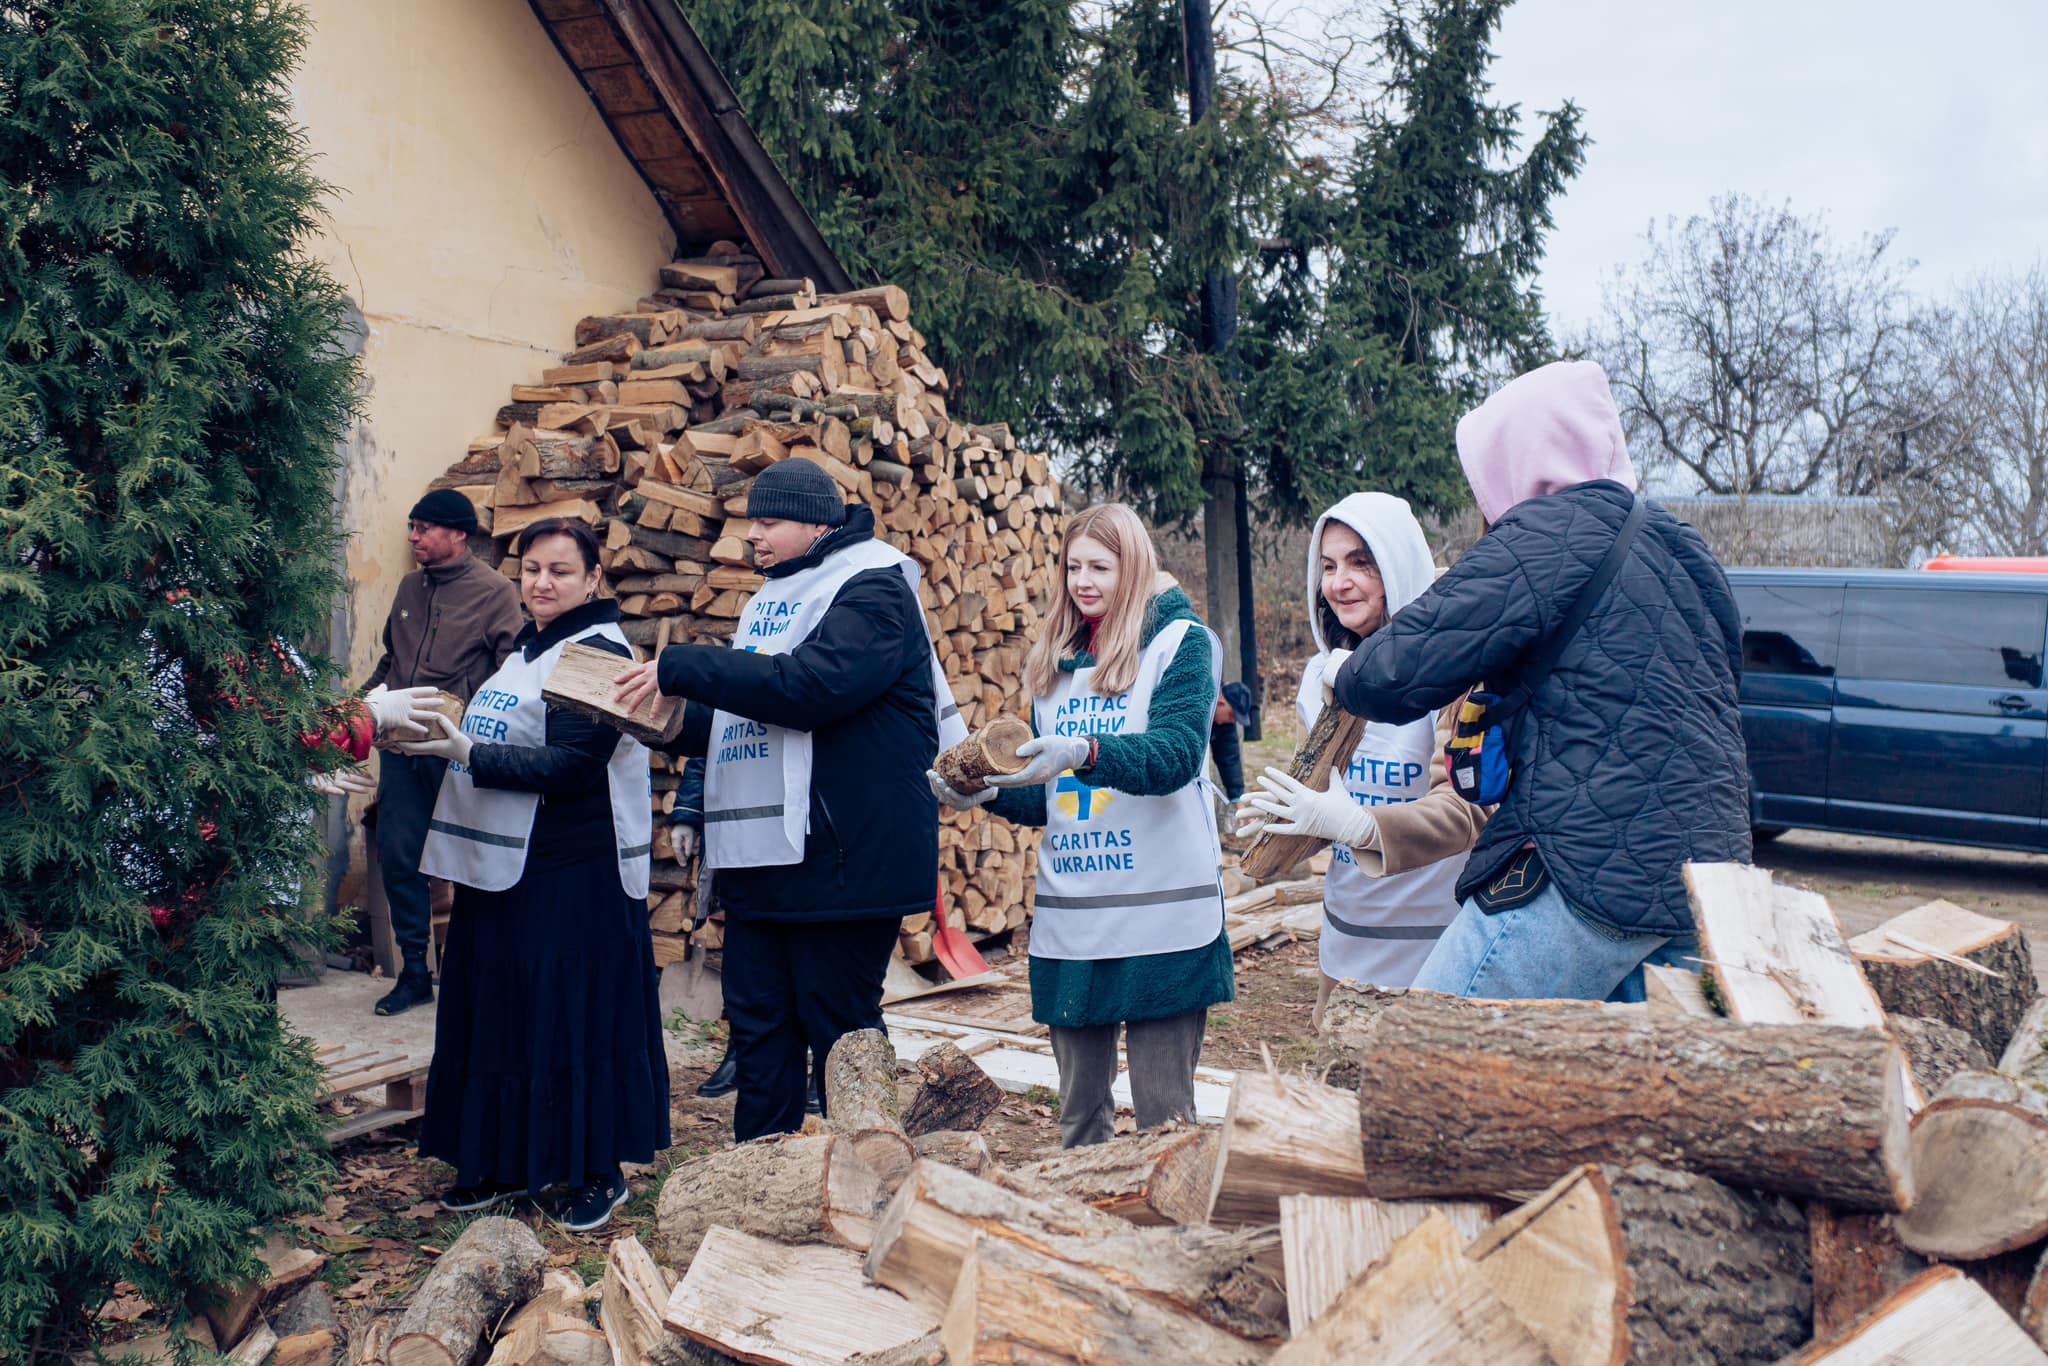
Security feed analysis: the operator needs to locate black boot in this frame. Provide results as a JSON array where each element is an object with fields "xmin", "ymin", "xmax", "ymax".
[
  {"xmin": 804, "ymin": 1055, "xmax": 823, "ymax": 1116},
  {"xmin": 694, "ymin": 1045, "xmax": 738, "ymax": 1098},
  {"xmin": 374, "ymin": 962, "xmax": 433, "ymax": 1017}
]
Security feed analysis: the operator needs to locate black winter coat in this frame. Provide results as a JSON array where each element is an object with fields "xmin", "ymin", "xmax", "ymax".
[
  {"xmin": 1335, "ymin": 481, "xmax": 1750, "ymax": 936},
  {"xmin": 657, "ymin": 507, "xmax": 940, "ymax": 923}
]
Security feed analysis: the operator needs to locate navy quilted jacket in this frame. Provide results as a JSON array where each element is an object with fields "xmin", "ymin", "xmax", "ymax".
[{"xmin": 1333, "ymin": 480, "xmax": 1750, "ymax": 936}]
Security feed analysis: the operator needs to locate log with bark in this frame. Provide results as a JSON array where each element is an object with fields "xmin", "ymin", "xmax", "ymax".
[
  {"xmin": 1890, "ymin": 1013, "xmax": 1991, "ymax": 1098},
  {"xmin": 1347, "ymin": 991, "xmax": 1915, "ymax": 1210},
  {"xmin": 1279, "ymin": 1195, "xmax": 1499, "ymax": 1335},
  {"xmin": 824, "ymin": 1028, "xmax": 915, "ymax": 1189},
  {"xmin": 1205, "ymin": 1063, "xmax": 1368, "ymax": 1227},
  {"xmin": 997, "ymin": 1125, "xmax": 1216, "ymax": 1226},
  {"xmin": 1269, "ymin": 1214, "xmax": 1554, "ymax": 1366},
  {"xmin": 942, "ymin": 1232, "xmax": 1270, "ymax": 1366},
  {"xmin": 1468, "ymin": 1163, "xmax": 1810, "ymax": 1366},
  {"xmin": 654, "ymin": 1134, "xmax": 886, "ymax": 1266},
  {"xmin": 1240, "ymin": 701, "xmax": 1368, "ymax": 880},
  {"xmin": 931, "ymin": 717, "xmax": 1032, "ymax": 793},
  {"xmin": 1851, "ymin": 900, "xmax": 2036, "ymax": 1059},
  {"xmin": 1896, "ymin": 1068, "xmax": 2048, "ymax": 1258},
  {"xmin": 373, "ymin": 689, "xmax": 465, "ymax": 752},
  {"xmin": 388, "ymin": 1217, "xmax": 548, "ymax": 1366},
  {"xmin": 908, "ymin": 1130, "xmax": 999, "ymax": 1177},
  {"xmin": 864, "ymin": 1160, "xmax": 1286, "ymax": 1340},
  {"xmin": 898, "ymin": 1043, "xmax": 1004, "ymax": 1138},
  {"xmin": 482, "ymin": 1270, "xmax": 587, "ymax": 1366},
  {"xmin": 664, "ymin": 1227, "xmax": 939, "ymax": 1366},
  {"xmin": 1784, "ymin": 1265, "xmax": 2048, "ymax": 1365}
]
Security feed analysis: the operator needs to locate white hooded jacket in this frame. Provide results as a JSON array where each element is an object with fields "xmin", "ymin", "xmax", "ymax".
[{"xmin": 1296, "ymin": 493, "xmax": 1470, "ymax": 987}]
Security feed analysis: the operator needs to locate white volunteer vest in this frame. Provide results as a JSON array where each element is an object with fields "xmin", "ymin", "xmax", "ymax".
[
  {"xmin": 420, "ymin": 621, "xmax": 652, "ymax": 898},
  {"xmin": 1295, "ymin": 661, "xmax": 1465, "ymax": 986},
  {"xmin": 704, "ymin": 538, "xmax": 966, "ymax": 869},
  {"xmin": 1030, "ymin": 619, "xmax": 1225, "ymax": 961}
]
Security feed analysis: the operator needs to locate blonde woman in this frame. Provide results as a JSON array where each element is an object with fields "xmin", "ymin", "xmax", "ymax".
[{"xmin": 930, "ymin": 504, "xmax": 1232, "ymax": 1148}]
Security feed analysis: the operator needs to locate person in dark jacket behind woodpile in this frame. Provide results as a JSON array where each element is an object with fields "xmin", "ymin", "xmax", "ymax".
[
  {"xmin": 1327, "ymin": 361, "xmax": 1749, "ymax": 1002},
  {"xmin": 611, "ymin": 458, "xmax": 968, "ymax": 1143},
  {"xmin": 392, "ymin": 518, "xmax": 668, "ymax": 1233},
  {"xmin": 360, "ymin": 487, "xmax": 525, "ymax": 1017}
]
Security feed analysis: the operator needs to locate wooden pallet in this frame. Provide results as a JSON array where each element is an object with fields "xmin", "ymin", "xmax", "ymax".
[{"xmin": 314, "ymin": 1041, "xmax": 429, "ymax": 1144}]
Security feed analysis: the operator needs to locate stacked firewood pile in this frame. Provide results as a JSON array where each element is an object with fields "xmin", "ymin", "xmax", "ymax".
[{"xmin": 424, "ymin": 245, "xmax": 1069, "ymax": 970}]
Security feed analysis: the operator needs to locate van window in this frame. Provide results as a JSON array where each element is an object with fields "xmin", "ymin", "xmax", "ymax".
[
  {"xmin": 1738, "ymin": 583, "xmax": 1842, "ymax": 677},
  {"xmin": 1840, "ymin": 588, "xmax": 2047, "ymax": 689}
]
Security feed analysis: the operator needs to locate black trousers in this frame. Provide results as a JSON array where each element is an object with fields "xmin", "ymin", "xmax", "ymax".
[
  {"xmin": 722, "ymin": 915, "xmax": 899, "ymax": 1142},
  {"xmin": 375, "ymin": 751, "xmax": 446, "ymax": 971}
]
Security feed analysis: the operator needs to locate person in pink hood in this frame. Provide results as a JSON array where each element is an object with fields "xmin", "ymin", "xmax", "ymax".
[{"xmin": 1322, "ymin": 362, "xmax": 1750, "ymax": 1002}]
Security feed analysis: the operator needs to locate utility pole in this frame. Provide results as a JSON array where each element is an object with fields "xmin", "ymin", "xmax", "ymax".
[{"xmin": 1182, "ymin": 0, "xmax": 1261, "ymax": 739}]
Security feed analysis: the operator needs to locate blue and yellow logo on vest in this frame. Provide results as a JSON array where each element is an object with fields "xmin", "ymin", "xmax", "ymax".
[{"xmin": 1054, "ymin": 770, "xmax": 1115, "ymax": 822}]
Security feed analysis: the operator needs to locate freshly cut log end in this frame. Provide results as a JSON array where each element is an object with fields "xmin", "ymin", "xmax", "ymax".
[
  {"xmin": 932, "ymin": 717, "xmax": 1032, "ymax": 793},
  {"xmin": 1896, "ymin": 1069, "xmax": 2048, "ymax": 1259},
  {"xmin": 1280, "ymin": 1195, "xmax": 1499, "ymax": 1335},
  {"xmin": 1850, "ymin": 900, "xmax": 2036, "ymax": 1059},
  {"xmin": 1241, "ymin": 701, "xmax": 1368, "ymax": 881},
  {"xmin": 1784, "ymin": 1265, "xmax": 2048, "ymax": 1365},
  {"xmin": 999, "ymin": 1125, "xmax": 1216, "ymax": 1226},
  {"xmin": 1206, "ymin": 1068, "xmax": 1367, "ymax": 1227}
]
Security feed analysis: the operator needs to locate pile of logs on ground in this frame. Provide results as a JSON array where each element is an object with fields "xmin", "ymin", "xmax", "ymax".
[{"xmin": 423, "ymin": 245, "xmax": 1071, "ymax": 973}]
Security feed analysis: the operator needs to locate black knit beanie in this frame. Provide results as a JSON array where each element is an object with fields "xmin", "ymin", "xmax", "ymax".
[
  {"xmin": 746, "ymin": 458, "xmax": 846, "ymax": 526},
  {"xmin": 409, "ymin": 487, "xmax": 481, "ymax": 534}
]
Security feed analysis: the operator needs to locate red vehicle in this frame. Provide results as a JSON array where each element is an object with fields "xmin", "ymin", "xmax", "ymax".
[{"xmin": 1924, "ymin": 555, "xmax": 2048, "ymax": 574}]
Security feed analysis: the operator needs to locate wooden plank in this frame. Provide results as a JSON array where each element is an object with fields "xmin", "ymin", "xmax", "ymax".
[
  {"xmin": 323, "ymin": 1054, "xmax": 425, "ymax": 1098},
  {"xmin": 324, "ymin": 1105, "xmax": 425, "ymax": 1146},
  {"xmin": 662, "ymin": 1227, "xmax": 937, "ymax": 1366}
]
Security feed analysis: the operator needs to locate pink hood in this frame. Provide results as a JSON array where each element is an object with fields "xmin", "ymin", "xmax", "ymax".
[{"xmin": 1456, "ymin": 361, "xmax": 1638, "ymax": 524}]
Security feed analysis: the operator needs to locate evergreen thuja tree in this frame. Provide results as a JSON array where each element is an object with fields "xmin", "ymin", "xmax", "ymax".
[{"xmin": 0, "ymin": 1, "xmax": 358, "ymax": 1350}]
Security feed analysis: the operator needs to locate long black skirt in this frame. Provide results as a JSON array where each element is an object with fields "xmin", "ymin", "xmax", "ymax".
[{"xmin": 419, "ymin": 855, "xmax": 670, "ymax": 1191}]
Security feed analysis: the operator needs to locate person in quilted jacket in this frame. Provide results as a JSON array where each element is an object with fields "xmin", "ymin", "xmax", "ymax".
[{"xmin": 1325, "ymin": 361, "xmax": 1749, "ymax": 1002}]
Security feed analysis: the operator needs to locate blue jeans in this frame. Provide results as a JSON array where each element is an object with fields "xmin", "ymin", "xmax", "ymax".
[{"xmin": 1409, "ymin": 881, "xmax": 1697, "ymax": 1003}]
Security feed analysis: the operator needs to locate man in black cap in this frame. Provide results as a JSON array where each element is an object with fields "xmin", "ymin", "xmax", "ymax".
[
  {"xmin": 613, "ymin": 458, "xmax": 965, "ymax": 1139},
  {"xmin": 360, "ymin": 488, "xmax": 524, "ymax": 1015}
]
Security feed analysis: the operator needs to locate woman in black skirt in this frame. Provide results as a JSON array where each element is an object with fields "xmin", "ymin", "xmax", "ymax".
[{"xmin": 394, "ymin": 517, "xmax": 668, "ymax": 1231}]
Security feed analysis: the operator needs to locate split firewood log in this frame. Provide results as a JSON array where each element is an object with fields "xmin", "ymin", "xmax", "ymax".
[
  {"xmin": 1683, "ymin": 862, "xmax": 1887, "ymax": 1029},
  {"xmin": 1240, "ymin": 701, "xmax": 1367, "ymax": 881},
  {"xmin": 942, "ymin": 1232, "xmax": 1269, "ymax": 1366},
  {"xmin": 1468, "ymin": 1163, "xmax": 1810, "ymax": 1366},
  {"xmin": 1278, "ymin": 1195, "xmax": 1499, "ymax": 1334},
  {"xmin": 1896, "ymin": 1069, "xmax": 2048, "ymax": 1258},
  {"xmin": 664, "ymin": 1228, "xmax": 938, "ymax": 1366},
  {"xmin": 1783, "ymin": 1265, "xmax": 2047, "ymax": 1365},
  {"xmin": 1205, "ymin": 1062, "xmax": 1367, "ymax": 1227},
  {"xmin": 1851, "ymin": 901, "xmax": 2035, "ymax": 1059},
  {"xmin": 2001, "ymin": 996, "xmax": 2048, "ymax": 1085},
  {"xmin": 996, "ymin": 1125, "xmax": 1216, "ymax": 1226},
  {"xmin": 541, "ymin": 642, "xmax": 686, "ymax": 746},
  {"xmin": 374, "ymin": 689, "xmax": 466, "ymax": 752},
  {"xmin": 1347, "ymin": 990, "xmax": 1915, "ymax": 1211},
  {"xmin": 899, "ymin": 1043, "xmax": 1004, "ymax": 1138},
  {"xmin": 931, "ymin": 717, "xmax": 1032, "ymax": 793},
  {"xmin": 908, "ymin": 1130, "xmax": 999, "ymax": 1177},
  {"xmin": 654, "ymin": 1133, "xmax": 887, "ymax": 1266},
  {"xmin": 597, "ymin": 1236, "xmax": 670, "ymax": 1366},
  {"xmin": 1268, "ymin": 1215, "xmax": 1553, "ymax": 1366},
  {"xmin": 388, "ymin": 1217, "xmax": 547, "ymax": 1366},
  {"xmin": 482, "ymin": 1270, "xmax": 585, "ymax": 1366},
  {"xmin": 864, "ymin": 1160, "xmax": 1285, "ymax": 1341},
  {"xmin": 824, "ymin": 1028, "xmax": 915, "ymax": 1189}
]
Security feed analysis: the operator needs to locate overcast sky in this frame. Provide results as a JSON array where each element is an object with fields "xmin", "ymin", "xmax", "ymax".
[{"xmin": 1464, "ymin": 0, "xmax": 2048, "ymax": 333}]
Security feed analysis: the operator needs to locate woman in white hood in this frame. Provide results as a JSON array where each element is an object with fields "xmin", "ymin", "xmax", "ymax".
[{"xmin": 1239, "ymin": 493, "xmax": 1486, "ymax": 1022}]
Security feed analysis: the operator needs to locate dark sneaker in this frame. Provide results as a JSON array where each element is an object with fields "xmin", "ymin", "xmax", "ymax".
[
  {"xmin": 440, "ymin": 1180, "xmax": 521, "ymax": 1213},
  {"xmin": 374, "ymin": 966, "xmax": 433, "ymax": 1017},
  {"xmin": 694, "ymin": 1050, "xmax": 737, "ymax": 1099},
  {"xmin": 553, "ymin": 1170, "xmax": 629, "ymax": 1233}
]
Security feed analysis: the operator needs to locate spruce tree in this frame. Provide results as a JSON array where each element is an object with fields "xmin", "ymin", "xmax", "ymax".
[{"xmin": 0, "ymin": 0, "xmax": 357, "ymax": 1350}]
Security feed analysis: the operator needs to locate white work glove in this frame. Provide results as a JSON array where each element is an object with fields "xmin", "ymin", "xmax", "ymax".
[
  {"xmin": 1237, "ymin": 767, "xmax": 1377, "ymax": 849},
  {"xmin": 364, "ymin": 683, "xmax": 442, "ymax": 741},
  {"xmin": 928, "ymin": 769, "xmax": 996, "ymax": 810},
  {"xmin": 393, "ymin": 711, "xmax": 473, "ymax": 766},
  {"xmin": 986, "ymin": 735, "xmax": 1093, "ymax": 789},
  {"xmin": 306, "ymin": 768, "xmax": 376, "ymax": 798},
  {"xmin": 1318, "ymin": 648, "xmax": 1354, "ymax": 709},
  {"xmin": 673, "ymin": 824, "xmax": 701, "ymax": 863}
]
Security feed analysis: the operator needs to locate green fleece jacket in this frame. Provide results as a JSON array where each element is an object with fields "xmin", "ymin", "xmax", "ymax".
[{"xmin": 990, "ymin": 587, "xmax": 1236, "ymax": 1028}]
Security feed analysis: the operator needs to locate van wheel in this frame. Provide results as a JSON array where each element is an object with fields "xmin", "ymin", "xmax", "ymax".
[{"xmin": 1751, "ymin": 825, "xmax": 1787, "ymax": 844}]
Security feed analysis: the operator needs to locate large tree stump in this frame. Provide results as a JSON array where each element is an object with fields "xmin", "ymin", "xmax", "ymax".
[
  {"xmin": 1269, "ymin": 1215, "xmax": 1553, "ymax": 1366},
  {"xmin": 942, "ymin": 1233, "xmax": 1269, "ymax": 1366},
  {"xmin": 1785, "ymin": 1265, "xmax": 2048, "ymax": 1365},
  {"xmin": 1896, "ymin": 1069, "xmax": 2048, "ymax": 1258},
  {"xmin": 1851, "ymin": 901, "xmax": 2035, "ymax": 1059},
  {"xmin": 1349, "ymin": 992, "xmax": 1915, "ymax": 1210},
  {"xmin": 1205, "ymin": 1066, "xmax": 1368, "ymax": 1227},
  {"xmin": 824, "ymin": 1028, "xmax": 915, "ymax": 1189},
  {"xmin": 1279, "ymin": 1195, "xmax": 1500, "ymax": 1334},
  {"xmin": 997, "ymin": 1125, "xmax": 1216, "ymax": 1226},
  {"xmin": 388, "ymin": 1217, "xmax": 547, "ymax": 1366},
  {"xmin": 899, "ymin": 1044, "xmax": 1004, "ymax": 1138},
  {"xmin": 1469, "ymin": 1163, "xmax": 1810, "ymax": 1366},
  {"xmin": 1241, "ymin": 700, "xmax": 1368, "ymax": 880},
  {"xmin": 865, "ymin": 1160, "xmax": 1285, "ymax": 1341},
  {"xmin": 654, "ymin": 1133, "xmax": 886, "ymax": 1266},
  {"xmin": 932, "ymin": 718, "xmax": 1031, "ymax": 793},
  {"xmin": 1891, "ymin": 1013, "xmax": 1991, "ymax": 1098}
]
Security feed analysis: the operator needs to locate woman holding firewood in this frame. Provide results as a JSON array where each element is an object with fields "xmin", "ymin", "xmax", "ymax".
[
  {"xmin": 929, "ymin": 503, "xmax": 1233, "ymax": 1149},
  {"xmin": 1234, "ymin": 493, "xmax": 1487, "ymax": 1027},
  {"xmin": 392, "ymin": 517, "xmax": 668, "ymax": 1232}
]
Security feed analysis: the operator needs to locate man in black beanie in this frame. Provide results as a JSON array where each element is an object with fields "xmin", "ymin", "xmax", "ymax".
[
  {"xmin": 359, "ymin": 488, "xmax": 524, "ymax": 1015},
  {"xmin": 613, "ymin": 458, "xmax": 967, "ymax": 1140}
]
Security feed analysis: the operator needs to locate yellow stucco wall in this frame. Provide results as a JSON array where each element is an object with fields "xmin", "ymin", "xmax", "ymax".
[{"xmin": 292, "ymin": 0, "xmax": 674, "ymax": 685}]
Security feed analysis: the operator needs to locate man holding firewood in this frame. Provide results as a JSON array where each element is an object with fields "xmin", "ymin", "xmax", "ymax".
[
  {"xmin": 612, "ymin": 458, "xmax": 966, "ymax": 1140},
  {"xmin": 359, "ymin": 488, "xmax": 524, "ymax": 1017}
]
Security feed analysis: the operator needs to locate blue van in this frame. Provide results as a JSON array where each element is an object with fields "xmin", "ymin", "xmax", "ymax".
[{"xmin": 1727, "ymin": 569, "xmax": 2048, "ymax": 851}]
